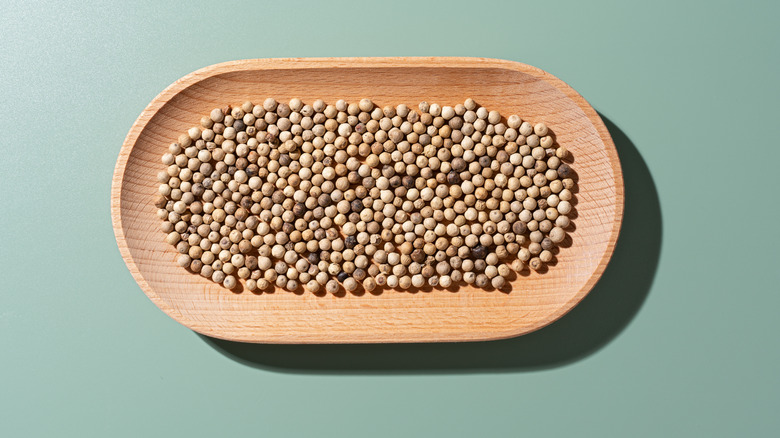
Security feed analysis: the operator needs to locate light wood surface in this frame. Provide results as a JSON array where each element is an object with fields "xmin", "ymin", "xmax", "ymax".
[{"xmin": 111, "ymin": 57, "xmax": 624, "ymax": 343}]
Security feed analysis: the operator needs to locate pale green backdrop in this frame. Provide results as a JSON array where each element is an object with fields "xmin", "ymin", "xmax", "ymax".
[{"xmin": 2, "ymin": 0, "xmax": 778, "ymax": 436}]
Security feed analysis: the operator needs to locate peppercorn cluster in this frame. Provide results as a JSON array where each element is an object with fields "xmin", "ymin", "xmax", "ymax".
[{"xmin": 156, "ymin": 98, "xmax": 576, "ymax": 293}]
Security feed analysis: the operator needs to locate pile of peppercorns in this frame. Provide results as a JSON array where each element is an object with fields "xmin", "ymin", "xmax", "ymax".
[{"xmin": 156, "ymin": 98, "xmax": 576, "ymax": 293}]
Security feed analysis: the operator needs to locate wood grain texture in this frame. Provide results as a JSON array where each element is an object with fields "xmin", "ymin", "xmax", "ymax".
[{"xmin": 111, "ymin": 57, "xmax": 624, "ymax": 344}]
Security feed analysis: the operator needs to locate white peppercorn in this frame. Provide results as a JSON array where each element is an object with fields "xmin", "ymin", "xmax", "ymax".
[{"xmin": 160, "ymin": 99, "xmax": 576, "ymax": 293}]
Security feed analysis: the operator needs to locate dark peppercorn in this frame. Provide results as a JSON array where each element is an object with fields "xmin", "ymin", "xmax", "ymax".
[
  {"xmin": 557, "ymin": 163, "xmax": 573, "ymax": 178},
  {"xmin": 345, "ymin": 235, "xmax": 357, "ymax": 249},
  {"xmin": 293, "ymin": 203, "xmax": 306, "ymax": 218},
  {"xmin": 447, "ymin": 171, "xmax": 461, "ymax": 185},
  {"xmin": 307, "ymin": 252, "xmax": 320, "ymax": 265},
  {"xmin": 317, "ymin": 194, "xmax": 331, "ymax": 207},
  {"xmin": 471, "ymin": 245, "xmax": 488, "ymax": 259},
  {"xmin": 352, "ymin": 268, "xmax": 366, "ymax": 281},
  {"xmin": 233, "ymin": 120, "xmax": 246, "ymax": 132},
  {"xmin": 191, "ymin": 183, "xmax": 204, "ymax": 197},
  {"xmin": 337, "ymin": 272, "xmax": 349, "ymax": 282}
]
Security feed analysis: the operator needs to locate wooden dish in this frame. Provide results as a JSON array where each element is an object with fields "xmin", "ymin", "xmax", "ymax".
[{"xmin": 111, "ymin": 57, "xmax": 623, "ymax": 344}]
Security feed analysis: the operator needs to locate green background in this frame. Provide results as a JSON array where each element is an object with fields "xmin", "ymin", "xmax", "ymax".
[{"xmin": 2, "ymin": 0, "xmax": 778, "ymax": 436}]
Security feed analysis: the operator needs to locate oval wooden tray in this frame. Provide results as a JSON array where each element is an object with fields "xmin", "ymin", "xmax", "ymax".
[{"xmin": 111, "ymin": 57, "xmax": 623, "ymax": 344}]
